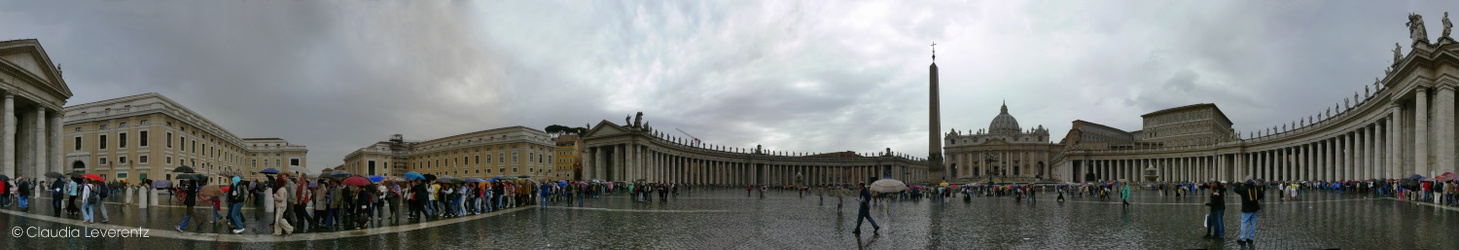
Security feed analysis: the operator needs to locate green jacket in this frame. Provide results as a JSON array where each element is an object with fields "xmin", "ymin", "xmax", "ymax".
[
  {"xmin": 1120, "ymin": 184, "xmax": 1131, "ymax": 199},
  {"xmin": 329, "ymin": 187, "xmax": 345, "ymax": 209}
]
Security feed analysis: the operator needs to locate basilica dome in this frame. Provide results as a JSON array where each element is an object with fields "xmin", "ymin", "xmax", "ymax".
[{"xmin": 988, "ymin": 102, "xmax": 1021, "ymax": 134}]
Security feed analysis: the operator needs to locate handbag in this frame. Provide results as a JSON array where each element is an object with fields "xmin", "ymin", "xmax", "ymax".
[{"xmin": 1203, "ymin": 214, "xmax": 1209, "ymax": 228}]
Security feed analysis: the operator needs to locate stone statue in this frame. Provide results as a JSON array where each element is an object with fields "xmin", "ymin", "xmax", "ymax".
[
  {"xmin": 625, "ymin": 115, "xmax": 631, "ymax": 125},
  {"xmin": 1394, "ymin": 43, "xmax": 1402, "ymax": 65},
  {"xmin": 1409, "ymin": 13, "xmax": 1429, "ymax": 44},
  {"xmin": 1344, "ymin": 98, "xmax": 1350, "ymax": 108},
  {"xmin": 1365, "ymin": 86, "xmax": 1370, "ymax": 98},
  {"xmin": 1375, "ymin": 78, "xmax": 1382, "ymax": 90},
  {"xmin": 1445, "ymin": 12, "xmax": 1453, "ymax": 39},
  {"xmin": 633, "ymin": 112, "xmax": 643, "ymax": 127},
  {"xmin": 756, "ymin": 144, "xmax": 763, "ymax": 154}
]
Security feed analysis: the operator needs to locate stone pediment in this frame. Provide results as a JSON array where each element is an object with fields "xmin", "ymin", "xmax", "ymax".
[
  {"xmin": 583, "ymin": 120, "xmax": 629, "ymax": 138},
  {"xmin": 0, "ymin": 39, "xmax": 74, "ymax": 100}
]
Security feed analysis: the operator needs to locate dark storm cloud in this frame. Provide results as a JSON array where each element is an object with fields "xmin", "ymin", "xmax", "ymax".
[{"xmin": 4, "ymin": 0, "xmax": 1459, "ymax": 171}]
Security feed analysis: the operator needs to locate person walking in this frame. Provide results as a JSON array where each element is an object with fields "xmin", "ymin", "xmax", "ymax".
[
  {"xmin": 272, "ymin": 181, "xmax": 294, "ymax": 236},
  {"xmin": 80, "ymin": 179, "xmax": 95, "ymax": 224},
  {"xmin": 175, "ymin": 181, "xmax": 198, "ymax": 232},
  {"xmin": 66, "ymin": 178, "xmax": 79, "ymax": 215},
  {"xmin": 1120, "ymin": 182, "xmax": 1131, "ymax": 208},
  {"xmin": 1234, "ymin": 180, "xmax": 1264, "ymax": 245},
  {"xmin": 294, "ymin": 175, "xmax": 312, "ymax": 231},
  {"xmin": 17, "ymin": 177, "xmax": 30, "ymax": 212},
  {"xmin": 1204, "ymin": 182, "xmax": 1226, "ymax": 240},
  {"xmin": 228, "ymin": 176, "xmax": 247, "ymax": 234},
  {"xmin": 50, "ymin": 178, "xmax": 63, "ymax": 217},
  {"xmin": 851, "ymin": 182, "xmax": 880, "ymax": 235}
]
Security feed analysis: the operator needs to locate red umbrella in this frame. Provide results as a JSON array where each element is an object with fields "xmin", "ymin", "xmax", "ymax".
[
  {"xmin": 83, "ymin": 173, "xmax": 104, "ymax": 182},
  {"xmin": 341, "ymin": 175, "xmax": 371, "ymax": 186}
]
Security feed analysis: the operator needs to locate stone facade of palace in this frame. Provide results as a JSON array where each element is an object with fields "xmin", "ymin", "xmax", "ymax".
[
  {"xmin": 1048, "ymin": 14, "xmax": 1459, "ymax": 183},
  {"xmin": 62, "ymin": 93, "xmax": 309, "ymax": 184},
  {"xmin": 342, "ymin": 126, "xmax": 557, "ymax": 180},
  {"xmin": 582, "ymin": 114, "xmax": 931, "ymax": 185},
  {"xmin": 1, "ymin": 39, "xmax": 74, "ymax": 181}
]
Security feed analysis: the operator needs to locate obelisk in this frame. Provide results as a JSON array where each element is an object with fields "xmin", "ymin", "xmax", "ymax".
[{"xmin": 928, "ymin": 43, "xmax": 945, "ymax": 182}]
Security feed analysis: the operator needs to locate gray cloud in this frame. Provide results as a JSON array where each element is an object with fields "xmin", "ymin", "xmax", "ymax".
[{"xmin": 3, "ymin": 0, "xmax": 1457, "ymax": 172}]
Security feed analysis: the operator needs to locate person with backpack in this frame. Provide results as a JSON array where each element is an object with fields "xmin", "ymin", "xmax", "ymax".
[
  {"xmin": 80, "ymin": 179, "xmax": 96, "ymax": 224},
  {"xmin": 17, "ymin": 177, "xmax": 31, "ymax": 212},
  {"xmin": 1234, "ymin": 179, "xmax": 1264, "ymax": 245},
  {"xmin": 94, "ymin": 179, "xmax": 110, "ymax": 223},
  {"xmin": 50, "ymin": 178, "xmax": 63, "ymax": 217},
  {"xmin": 228, "ymin": 176, "xmax": 247, "ymax": 234}
]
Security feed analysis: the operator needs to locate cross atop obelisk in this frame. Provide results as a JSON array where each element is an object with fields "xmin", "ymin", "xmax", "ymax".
[{"xmin": 931, "ymin": 42, "xmax": 937, "ymax": 62}]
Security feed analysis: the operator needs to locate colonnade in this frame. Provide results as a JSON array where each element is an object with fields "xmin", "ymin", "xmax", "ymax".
[{"xmin": 582, "ymin": 136, "xmax": 930, "ymax": 185}]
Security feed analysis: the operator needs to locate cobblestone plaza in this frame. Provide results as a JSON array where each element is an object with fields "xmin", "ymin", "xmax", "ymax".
[{"xmin": 2, "ymin": 189, "xmax": 1455, "ymax": 249}]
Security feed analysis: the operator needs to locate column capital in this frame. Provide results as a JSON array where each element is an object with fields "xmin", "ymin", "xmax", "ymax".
[
  {"xmin": 1418, "ymin": 87, "xmax": 1429, "ymax": 93},
  {"xmin": 1439, "ymin": 84, "xmax": 1457, "ymax": 92},
  {"xmin": 3, "ymin": 94, "xmax": 11, "ymax": 99}
]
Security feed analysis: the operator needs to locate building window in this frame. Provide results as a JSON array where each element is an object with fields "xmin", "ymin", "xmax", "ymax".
[
  {"xmin": 118, "ymin": 156, "xmax": 127, "ymax": 165},
  {"xmin": 99, "ymin": 135, "xmax": 108, "ymax": 149},
  {"xmin": 512, "ymin": 168, "xmax": 518, "ymax": 173},
  {"xmin": 140, "ymin": 155, "xmax": 149, "ymax": 163},
  {"xmin": 512, "ymin": 152, "xmax": 518, "ymax": 163},
  {"xmin": 499, "ymin": 153, "xmax": 504, "ymax": 163},
  {"xmin": 291, "ymin": 158, "xmax": 300, "ymax": 166},
  {"xmin": 180, "ymin": 136, "xmax": 186, "ymax": 152},
  {"xmin": 476, "ymin": 155, "xmax": 480, "ymax": 164},
  {"xmin": 119, "ymin": 122, "xmax": 126, "ymax": 127},
  {"xmin": 99, "ymin": 157, "xmax": 108, "ymax": 165},
  {"xmin": 166, "ymin": 132, "xmax": 173, "ymax": 148},
  {"xmin": 139, "ymin": 131, "xmax": 149, "ymax": 147},
  {"xmin": 74, "ymin": 136, "xmax": 81, "ymax": 151},
  {"xmin": 499, "ymin": 168, "xmax": 505, "ymax": 173},
  {"xmin": 75, "ymin": 127, "xmax": 81, "ymax": 132},
  {"xmin": 166, "ymin": 156, "xmax": 172, "ymax": 165},
  {"xmin": 100, "ymin": 125, "xmax": 107, "ymax": 130}
]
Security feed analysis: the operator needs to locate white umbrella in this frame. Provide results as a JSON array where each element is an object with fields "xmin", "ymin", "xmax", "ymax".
[{"xmin": 869, "ymin": 179, "xmax": 908, "ymax": 193}]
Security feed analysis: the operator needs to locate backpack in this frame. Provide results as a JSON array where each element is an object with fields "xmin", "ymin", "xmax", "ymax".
[
  {"xmin": 88, "ymin": 185, "xmax": 101, "ymax": 203},
  {"xmin": 99, "ymin": 184, "xmax": 109, "ymax": 198}
]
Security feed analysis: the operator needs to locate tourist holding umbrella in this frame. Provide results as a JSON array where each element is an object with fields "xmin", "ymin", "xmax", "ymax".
[{"xmin": 175, "ymin": 179, "xmax": 199, "ymax": 232}]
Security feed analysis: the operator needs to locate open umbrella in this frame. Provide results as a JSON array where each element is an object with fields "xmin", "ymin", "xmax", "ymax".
[
  {"xmin": 939, "ymin": 182, "xmax": 949, "ymax": 187},
  {"xmin": 465, "ymin": 178, "xmax": 486, "ymax": 183},
  {"xmin": 259, "ymin": 168, "xmax": 280, "ymax": 175},
  {"xmin": 175, "ymin": 174, "xmax": 203, "ymax": 181},
  {"xmin": 341, "ymin": 175, "xmax": 371, "ymax": 186},
  {"xmin": 172, "ymin": 165, "xmax": 196, "ymax": 173},
  {"xmin": 404, "ymin": 171, "xmax": 424, "ymax": 180},
  {"xmin": 45, "ymin": 171, "xmax": 64, "ymax": 179},
  {"xmin": 68, "ymin": 172, "xmax": 85, "ymax": 179},
  {"xmin": 0, "ymin": 175, "xmax": 8, "ymax": 181},
  {"xmin": 870, "ymin": 179, "xmax": 908, "ymax": 193},
  {"xmin": 83, "ymin": 173, "xmax": 104, "ymax": 182},
  {"xmin": 199, "ymin": 185, "xmax": 224, "ymax": 196},
  {"xmin": 424, "ymin": 174, "xmax": 437, "ymax": 181},
  {"xmin": 325, "ymin": 170, "xmax": 353, "ymax": 179},
  {"xmin": 152, "ymin": 180, "xmax": 173, "ymax": 189},
  {"xmin": 435, "ymin": 178, "xmax": 452, "ymax": 184},
  {"xmin": 1442, "ymin": 172, "xmax": 1459, "ymax": 180},
  {"xmin": 368, "ymin": 175, "xmax": 385, "ymax": 183},
  {"xmin": 1411, "ymin": 174, "xmax": 1424, "ymax": 180}
]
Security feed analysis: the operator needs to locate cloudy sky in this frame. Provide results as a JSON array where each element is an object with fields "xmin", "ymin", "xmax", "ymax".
[{"xmin": 3, "ymin": 1, "xmax": 1456, "ymax": 173}]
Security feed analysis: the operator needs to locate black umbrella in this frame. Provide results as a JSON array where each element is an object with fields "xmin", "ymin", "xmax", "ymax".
[
  {"xmin": 326, "ymin": 170, "xmax": 353, "ymax": 179},
  {"xmin": 0, "ymin": 175, "xmax": 8, "ymax": 181},
  {"xmin": 175, "ymin": 174, "xmax": 204, "ymax": 181},
  {"xmin": 68, "ymin": 172, "xmax": 85, "ymax": 179},
  {"xmin": 173, "ymin": 165, "xmax": 196, "ymax": 173},
  {"xmin": 424, "ymin": 174, "xmax": 437, "ymax": 181},
  {"xmin": 45, "ymin": 171, "xmax": 64, "ymax": 179}
]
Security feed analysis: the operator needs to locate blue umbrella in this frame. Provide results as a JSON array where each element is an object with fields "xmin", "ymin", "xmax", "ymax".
[
  {"xmin": 259, "ymin": 168, "xmax": 280, "ymax": 175},
  {"xmin": 404, "ymin": 171, "xmax": 424, "ymax": 180},
  {"xmin": 558, "ymin": 182, "xmax": 568, "ymax": 188},
  {"xmin": 368, "ymin": 175, "xmax": 385, "ymax": 183}
]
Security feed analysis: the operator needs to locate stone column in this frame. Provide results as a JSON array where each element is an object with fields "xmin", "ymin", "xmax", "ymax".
[
  {"xmin": 1, "ymin": 94, "xmax": 12, "ymax": 179},
  {"xmin": 1368, "ymin": 124, "xmax": 1377, "ymax": 179},
  {"xmin": 1390, "ymin": 107, "xmax": 1401, "ymax": 178},
  {"xmin": 1357, "ymin": 130, "xmax": 1365, "ymax": 180},
  {"xmin": 1437, "ymin": 85, "xmax": 1455, "ymax": 176},
  {"xmin": 33, "ymin": 107, "xmax": 46, "ymax": 178},
  {"xmin": 1416, "ymin": 88, "xmax": 1430, "ymax": 178},
  {"xmin": 49, "ymin": 112, "xmax": 61, "ymax": 174}
]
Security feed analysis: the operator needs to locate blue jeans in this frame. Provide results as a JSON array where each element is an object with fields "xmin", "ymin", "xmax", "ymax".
[
  {"xmin": 18, "ymin": 195, "xmax": 27, "ymax": 209},
  {"xmin": 1208, "ymin": 210, "xmax": 1225, "ymax": 237},
  {"xmin": 540, "ymin": 196, "xmax": 548, "ymax": 208},
  {"xmin": 425, "ymin": 200, "xmax": 436, "ymax": 216},
  {"xmin": 854, "ymin": 206, "xmax": 878, "ymax": 231},
  {"xmin": 229, "ymin": 202, "xmax": 245, "ymax": 230},
  {"xmin": 1240, "ymin": 212, "xmax": 1257, "ymax": 241},
  {"xmin": 373, "ymin": 202, "xmax": 384, "ymax": 219},
  {"xmin": 82, "ymin": 202, "xmax": 94, "ymax": 222},
  {"xmin": 178, "ymin": 212, "xmax": 193, "ymax": 229}
]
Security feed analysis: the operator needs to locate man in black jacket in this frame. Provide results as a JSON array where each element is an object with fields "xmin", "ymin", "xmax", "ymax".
[
  {"xmin": 1204, "ymin": 181, "xmax": 1226, "ymax": 240},
  {"xmin": 1233, "ymin": 180, "xmax": 1263, "ymax": 245}
]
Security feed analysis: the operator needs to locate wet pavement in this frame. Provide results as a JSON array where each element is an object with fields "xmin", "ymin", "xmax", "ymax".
[{"xmin": 1, "ymin": 188, "xmax": 1457, "ymax": 249}]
